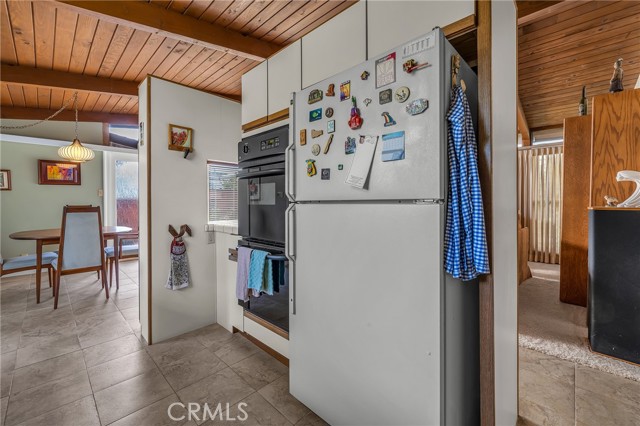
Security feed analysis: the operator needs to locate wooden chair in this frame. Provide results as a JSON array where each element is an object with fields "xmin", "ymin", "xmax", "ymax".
[
  {"xmin": 1, "ymin": 252, "xmax": 58, "ymax": 290},
  {"xmin": 52, "ymin": 205, "xmax": 109, "ymax": 309},
  {"xmin": 104, "ymin": 232, "xmax": 138, "ymax": 288}
]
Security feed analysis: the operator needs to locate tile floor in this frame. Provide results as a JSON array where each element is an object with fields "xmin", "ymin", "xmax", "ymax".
[
  {"xmin": 0, "ymin": 261, "xmax": 326, "ymax": 426},
  {"xmin": 518, "ymin": 263, "xmax": 640, "ymax": 426}
]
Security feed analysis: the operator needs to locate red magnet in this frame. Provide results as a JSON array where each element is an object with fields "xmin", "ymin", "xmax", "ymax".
[
  {"xmin": 348, "ymin": 97, "xmax": 363, "ymax": 130},
  {"xmin": 403, "ymin": 59, "xmax": 431, "ymax": 73}
]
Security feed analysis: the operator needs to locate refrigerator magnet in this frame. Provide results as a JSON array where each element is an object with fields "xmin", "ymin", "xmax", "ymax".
[
  {"xmin": 395, "ymin": 86, "xmax": 410, "ymax": 103},
  {"xmin": 379, "ymin": 89, "xmax": 392, "ymax": 105},
  {"xmin": 340, "ymin": 81, "xmax": 351, "ymax": 101},
  {"xmin": 325, "ymin": 107, "xmax": 334, "ymax": 118},
  {"xmin": 345, "ymin": 137, "xmax": 356, "ymax": 154},
  {"xmin": 306, "ymin": 159, "xmax": 317, "ymax": 177},
  {"xmin": 375, "ymin": 52, "xmax": 396, "ymax": 88},
  {"xmin": 363, "ymin": 98, "xmax": 372, "ymax": 107},
  {"xmin": 381, "ymin": 131, "xmax": 406, "ymax": 162},
  {"xmin": 326, "ymin": 84, "xmax": 335, "ymax": 97},
  {"xmin": 338, "ymin": 164, "xmax": 344, "ymax": 170},
  {"xmin": 348, "ymin": 97, "xmax": 363, "ymax": 130},
  {"xmin": 321, "ymin": 168, "xmax": 330, "ymax": 180},
  {"xmin": 323, "ymin": 134, "xmax": 335, "ymax": 154},
  {"xmin": 311, "ymin": 129, "xmax": 323, "ymax": 138},
  {"xmin": 311, "ymin": 144, "xmax": 321, "ymax": 156},
  {"xmin": 300, "ymin": 129, "xmax": 307, "ymax": 146},
  {"xmin": 327, "ymin": 120, "xmax": 335, "ymax": 134},
  {"xmin": 308, "ymin": 89, "xmax": 323, "ymax": 104},
  {"xmin": 406, "ymin": 98, "xmax": 429, "ymax": 115},
  {"xmin": 381, "ymin": 112, "xmax": 397, "ymax": 127},
  {"xmin": 309, "ymin": 108, "xmax": 322, "ymax": 122},
  {"xmin": 361, "ymin": 70, "xmax": 370, "ymax": 80}
]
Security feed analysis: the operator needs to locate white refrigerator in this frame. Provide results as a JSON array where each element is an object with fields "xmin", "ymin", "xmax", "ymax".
[{"xmin": 285, "ymin": 29, "xmax": 480, "ymax": 425}]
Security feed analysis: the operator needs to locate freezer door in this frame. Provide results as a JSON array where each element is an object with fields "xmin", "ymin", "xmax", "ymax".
[
  {"xmin": 289, "ymin": 202, "xmax": 443, "ymax": 425},
  {"xmin": 290, "ymin": 30, "xmax": 449, "ymax": 202}
]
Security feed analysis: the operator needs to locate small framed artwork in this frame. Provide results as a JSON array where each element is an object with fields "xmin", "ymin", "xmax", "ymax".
[
  {"xmin": 38, "ymin": 160, "xmax": 81, "ymax": 185},
  {"xmin": 0, "ymin": 169, "xmax": 11, "ymax": 190},
  {"xmin": 168, "ymin": 124, "xmax": 193, "ymax": 152}
]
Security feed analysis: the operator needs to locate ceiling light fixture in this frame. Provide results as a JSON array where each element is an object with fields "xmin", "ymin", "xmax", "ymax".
[{"xmin": 58, "ymin": 92, "xmax": 95, "ymax": 163}]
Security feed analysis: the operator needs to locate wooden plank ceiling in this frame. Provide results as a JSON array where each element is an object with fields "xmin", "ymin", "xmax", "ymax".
[
  {"xmin": 0, "ymin": 0, "xmax": 355, "ymax": 123},
  {"xmin": 518, "ymin": 0, "xmax": 640, "ymax": 131}
]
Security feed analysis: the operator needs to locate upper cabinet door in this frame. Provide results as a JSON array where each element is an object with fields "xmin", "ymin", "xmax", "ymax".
[
  {"xmin": 268, "ymin": 40, "xmax": 301, "ymax": 116},
  {"xmin": 241, "ymin": 61, "xmax": 268, "ymax": 126},
  {"xmin": 301, "ymin": 1, "xmax": 366, "ymax": 89},
  {"xmin": 367, "ymin": 0, "xmax": 474, "ymax": 58}
]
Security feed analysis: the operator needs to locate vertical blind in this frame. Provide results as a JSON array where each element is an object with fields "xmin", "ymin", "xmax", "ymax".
[
  {"xmin": 208, "ymin": 161, "xmax": 238, "ymax": 222},
  {"xmin": 517, "ymin": 145, "xmax": 564, "ymax": 264}
]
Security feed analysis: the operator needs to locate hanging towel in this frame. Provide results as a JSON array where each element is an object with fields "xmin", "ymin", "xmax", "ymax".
[
  {"xmin": 166, "ymin": 237, "xmax": 191, "ymax": 290},
  {"xmin": 235, "ymin": 247, "xmax": 253, "ymax": 301},
  {"xmin": 444, "ymin": 84, "xmax": 490, "ymax": 281},
  {"xmin": 247, "ymin": 250, "xmax": 273, "ymax": 296}
]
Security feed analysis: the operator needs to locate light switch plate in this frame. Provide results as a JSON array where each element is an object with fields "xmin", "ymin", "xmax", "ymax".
[{"xmin": 207, "ymin": 232, "xmax": 215, "ymax": 244}]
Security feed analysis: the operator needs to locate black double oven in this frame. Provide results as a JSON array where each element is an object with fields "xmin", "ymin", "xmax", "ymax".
[{"xmin": 237, "ymin": 125, "xmax": 289, "ymax": 332}]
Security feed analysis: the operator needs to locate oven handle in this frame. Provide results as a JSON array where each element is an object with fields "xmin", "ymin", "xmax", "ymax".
[
  {"xmin": 237, "ymin": 168, "xmax": 284, "ymax": 180},
  {"xmin": 285, "ymin": 203, "xmax": 296, "ymax": 315},
  {"xmin": 285, "ymin": 95, "xmax": 295, "ymax": 202}
]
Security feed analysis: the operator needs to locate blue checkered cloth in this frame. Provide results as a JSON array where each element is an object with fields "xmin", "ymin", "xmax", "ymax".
[{"xmin": 444, "ymin": 85, "xmax": 490, "ymax": 281}]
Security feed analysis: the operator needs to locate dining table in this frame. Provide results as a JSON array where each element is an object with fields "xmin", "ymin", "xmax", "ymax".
[{"xmin": 9, "ymin": 226, "xmax": 132, "ymax": 303}]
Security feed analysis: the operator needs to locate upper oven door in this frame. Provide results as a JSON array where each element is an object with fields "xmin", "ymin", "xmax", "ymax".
[{"xmin": 238, "ymin": 164, "xmax": 288, "ymax": 243}]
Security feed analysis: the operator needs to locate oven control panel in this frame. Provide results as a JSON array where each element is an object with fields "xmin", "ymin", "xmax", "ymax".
[{"xmin": 239, "ymin": 125, "xmax": 289, "ymax": 163}]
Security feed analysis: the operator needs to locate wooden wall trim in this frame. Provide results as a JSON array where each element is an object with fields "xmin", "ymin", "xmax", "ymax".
[
  {"xmin": 244, "ymin": 311, "xmax": 289, "ymax": 340},
  {"xmin": 442, "ymin": 14, "xmax": 477, "ymax": 39},
  {"xmin": 241, "ymin": 108, "xmax": 289, "ymax": 133},
  {"xmin": 232, "ymin": 327, "xmax": 289, "ymax": 367},
  {"xmin": 477, "ymin": 0, "xmax": 495, "ymax": 425}
]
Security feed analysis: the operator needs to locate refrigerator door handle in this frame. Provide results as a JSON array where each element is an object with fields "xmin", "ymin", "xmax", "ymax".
[
  {"xmin": 285, "ymin": 94, "xmax": 296, "ymax": 201},
  {"xmin": 285, "ymin": 203, "xmax": 296, "ymax": 315}
]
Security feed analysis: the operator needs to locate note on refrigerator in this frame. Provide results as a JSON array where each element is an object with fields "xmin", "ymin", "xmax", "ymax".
[
  {"xmin": 345, "ymin": 135, "xmax": 378, "ymax": 189},
  {"xmin": 381, "ymin": 131, "xmax": 405, "ymax": 162}
]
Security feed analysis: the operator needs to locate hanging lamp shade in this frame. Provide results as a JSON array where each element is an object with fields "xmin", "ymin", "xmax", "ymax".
[
  {"xmin": 58, "ymin": 138, "xmax": 95, "ymax": 162},
  {"xmin": 57, "ymin": 92, "xmax": 95, "ymax": 163}
]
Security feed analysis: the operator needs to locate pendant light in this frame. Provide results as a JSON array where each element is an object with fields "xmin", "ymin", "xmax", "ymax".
[{"xmin": 58, "ymin": 92, "xmax": 95, "ymax": 162}]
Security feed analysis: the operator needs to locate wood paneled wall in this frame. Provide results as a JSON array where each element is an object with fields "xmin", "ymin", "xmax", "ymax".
[
  {"xmin": 560, "ymin": 115, "xmax": 592, "ymax": 306},
  {"xmin": 590, "ymin": 90, "xmax": 640, "ymax": 207}
]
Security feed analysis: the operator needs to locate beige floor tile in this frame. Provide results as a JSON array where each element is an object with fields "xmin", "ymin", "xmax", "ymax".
[
  {"xmin": 14, "ymin": 333, "xmax": 81, "ymax": 369},
  {"xmin": 93, "ymin": 368, "xmax": 173, "ymax": 425},
  {"xmin": 207, "ymin": 392, "xmax": 292, "ymax": 426},
  {"xmin": 25, "ymin": 288, "xmax": 70, "ymax": 312},
  {"xmin": 22, "ymin": 304, "xmax": 73, "ymax": 320},
  {"xmin": 159, "ymin": 348, "xmax": 227, "ymax": 391},
  {"xmin": 519, "ymin": 348, "xmax": 575, "ymax": 381},
  {"xmin": 213, "ymin": 334, "xmax": 260, "ymax": 366},
  {"xmin": 294, "ymin": 411, "xmax": 329, "ymax": 426},
  {"xmin": 14, "ymin": 395, "xmax": 100, "ymax": 426},
  {"xmin": 185, "ymin": 324, "xmax": 234, "ymax": 351},
  {"xmin": 87, "ymin": 349, "xmax": 156, "ymax": 392},
  {"xmin": 177, "ymin": 368, "xmax": 254, "ymax": 425},
  {"xmin": 575, "ymin": 364, "xmax": 640, "ymax": 407},
  {"xmin": 0, "ymin": 289, "xmax": 29, "ymax": 316},
  {"xmin": 82, "ymin": 334, "xmax": 143, "ymax": 368},
  {"xmin": 11, "ymin": 350, "xmax": 85, "ymax": 395},
  {"xmin": 4, "ymin": 370, "xmax": 91, "ymax": 426},
  {"xmin": 146, "ymin": 334, "xmax": 206, "ymax": 368},
  {"xmin": 519, "ymin": 367, "xmax": 574, "ymax": 426},
  {"xmin": 72, "ymin": 299, "xmax": 120, "ymax": 320},
  {"xmin": 114, "ymin": 296, "xmax": 139, "ymax": 310},
  {"xmin": 1, "ymin": 351, "xmax": 16, "ymax": 398},
  {"xmin": 1, "ymin": 312, "xmax": 25, "ymax": 354},
  {"xmin": 75, "ymin": 311, "xmax": 133, "ymax": 349},
  {"xmin": 20, "ymin": 311, "xmax": 76, "ymax": 338},
  {"xmin": 119, "ymin": 307, "xmax": 139, "ymax": 321},
  {"xmin": 109, "ymin": 394, "xmax": 186, "ymax": 426},
  {"xmin": 111, "ymin": 288, "xmax": 138, "ymax": 301},
  {"xmin": 576, "ymin": 387, "xmax": 640, "ymax": 426},
  {"xmin": 231, "ymin": 351, "xmax": 287, "ymax": 390},
  {"xmin": 1, "ymin": 396, "xmax": 7, "ymax": 426},
  {"xmin": 258, "ymin": 375, "xmax": 310, "ymax": 424}
]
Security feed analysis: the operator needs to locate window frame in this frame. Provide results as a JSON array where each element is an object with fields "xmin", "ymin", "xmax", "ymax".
[{"xmin": 207, "ymin": 160, "xmax": 239, "ymax": 223}]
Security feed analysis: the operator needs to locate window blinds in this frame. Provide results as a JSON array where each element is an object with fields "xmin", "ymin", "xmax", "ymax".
[{"xmin": 207, "ymin": 161, "xmax": 238, "ymax": 222}]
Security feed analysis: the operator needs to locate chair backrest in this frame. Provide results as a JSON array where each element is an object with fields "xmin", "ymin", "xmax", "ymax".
[{"xmin": 59, "ymin": 205, "xmax": 105, "ymax": 271}]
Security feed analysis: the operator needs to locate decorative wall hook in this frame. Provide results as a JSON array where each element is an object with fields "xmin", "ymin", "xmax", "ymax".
[{"xmin": 168, "ymin": 224, "xmax": 192, "ymax": 238}]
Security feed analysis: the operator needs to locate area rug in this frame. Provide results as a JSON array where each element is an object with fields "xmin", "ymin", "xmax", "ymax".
[{"xmin": 518, "ymin": 264, "xmax": 640, "ymax": 382}]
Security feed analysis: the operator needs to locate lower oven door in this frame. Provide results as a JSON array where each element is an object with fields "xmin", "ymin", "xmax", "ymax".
[{"xmin": 238, "ymin": 166, "xmax": 288, "ymax": 243}]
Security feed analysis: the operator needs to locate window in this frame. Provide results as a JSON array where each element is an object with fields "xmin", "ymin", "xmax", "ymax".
[{"xmin": 208, "ymin": 161, "xmax": 238, "ymax": 222}]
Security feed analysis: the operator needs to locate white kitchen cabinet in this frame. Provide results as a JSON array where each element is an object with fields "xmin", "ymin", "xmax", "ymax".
[
  {"xmin": 301, "ymin": 1, "xmax": 366, "ymax": 88},
  {"xmin": 268, "ymin": 40, "xmax": 301, "ymax": 116},
  {"xmin": 367, "ymin": 0, "xmax": 475, "ymax": 58},
  {"xmin": 241, "ymin": 61, "xmax": 268, "ymax": 126},
  {"xmin": 215, "ymin": 230, "xmax": 244, "ymax": 333}
]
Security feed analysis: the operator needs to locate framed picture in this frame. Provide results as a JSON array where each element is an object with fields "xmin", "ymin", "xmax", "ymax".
[
  {"xmin": 168, "ymin": 124, "xmax": 193, "ymax": 152},
  {"xmin": 0, "ymin": 169, "xmax": 11, "ymax": 190},
  {"xmin": 38, "ymin": 160, "xmax": 81, "ymax": 185}
]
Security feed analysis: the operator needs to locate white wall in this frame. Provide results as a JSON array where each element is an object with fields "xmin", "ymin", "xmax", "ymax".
[
  {"xmin": 139, "ymin": 77, "xmax": 241, "ymax": 343},
  {"xmin": 0, "ymin": 119, "xmax": 104, "ymax": 144},
  {"xmin": 491, "ymin": 2, "xmax": 519, "ymax": 425}
]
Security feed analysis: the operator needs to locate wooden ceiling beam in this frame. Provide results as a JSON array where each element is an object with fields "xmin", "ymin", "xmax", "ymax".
[
  {"xmin": 1, "ymin": 106, "xmax": 137, "ymax": 125},
  {"xmin": 54, "ymin": 0, "xmax": 282, "ymax": 61},
  {"xmin": 517, "ymin": 97, "xmax": 531, "ymax": 146},
  {"xmin": 516, "ymin": 1, "xmax": 564, "ymax": 26},
  {"xmin": 1, "ymin": 64, "xmax": 138, "ymax": 98}
]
